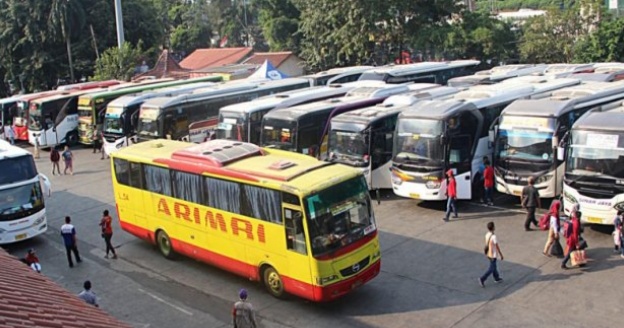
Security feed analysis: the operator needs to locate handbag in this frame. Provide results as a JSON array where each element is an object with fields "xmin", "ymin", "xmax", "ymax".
[
  {"xmin": 570, "ymin": 250, "xmax": 587, "ymax": 267},
  {"xmin": 578, "ymin": 237, "xmax": 588, "ymax": 250},
  {"xmin": 484, "ymin": 234, "xmax": 493, "ymax": 255},
  {"xmin": 549, "ymin": 239, "xmax": 564, "ymax": 257}
]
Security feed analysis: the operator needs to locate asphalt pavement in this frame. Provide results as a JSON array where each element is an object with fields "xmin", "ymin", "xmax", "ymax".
[{"xmin": 3, "ymin": 143, "xmax": 623, "ymax": 328}]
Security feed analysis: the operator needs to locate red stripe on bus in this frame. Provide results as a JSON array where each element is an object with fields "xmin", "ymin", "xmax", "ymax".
[
  {"xmin": 153, "ymin": 158, "xmax": 259, "ymax": 182},
  {"xmin": 117, "ymin": 220, "xmax": 379, "ymax": 302}
]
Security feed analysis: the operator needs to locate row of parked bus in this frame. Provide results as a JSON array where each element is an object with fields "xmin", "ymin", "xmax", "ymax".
[{"xmin": 105, "ymin": 61, "xmax": 624, "ymax": 302}]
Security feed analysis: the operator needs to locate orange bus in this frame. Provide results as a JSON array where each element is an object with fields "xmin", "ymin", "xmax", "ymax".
[{"xmin": 110, "ymin": 139, "xmax": 381, "ymax": 301}]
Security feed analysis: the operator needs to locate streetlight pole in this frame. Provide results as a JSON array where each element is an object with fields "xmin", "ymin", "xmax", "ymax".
[{"xmin": 114, "ymin": 0, "xmax": 125, "ymax": 48}]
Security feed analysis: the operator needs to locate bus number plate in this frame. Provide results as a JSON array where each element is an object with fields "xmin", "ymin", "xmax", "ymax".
[
  {"xmin": 352, "ymin": 279, "xmax": 363, "ymax": 290},
  {"xmin": 587, "ymin": 217, "xmax": 602, "ymax": 224},
  {"xmin": 512, "ymin": 190, "xmax": 522, "ymax": 196},
  {"xmin": 15, "ymin": 233, "xmax": 27, "ymax": 241},
  {"xmin": 409, "ymin": 193, "xmax": 420, "ymax": 199}
]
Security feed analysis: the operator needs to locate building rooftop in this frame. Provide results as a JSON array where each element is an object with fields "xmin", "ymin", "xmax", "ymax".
[
  {"xmin": 180, "ymin": 48, "xmax": 253, "ymax": 70},
  {"xmin": 243, "ymin": 52, "xmax": 296, "ymax": 67},
  {"xmin": 0, "ymin": 248, "xmax": 131, "ymax": 328}
]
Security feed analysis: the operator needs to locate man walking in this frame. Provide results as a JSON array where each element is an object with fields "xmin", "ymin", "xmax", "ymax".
[
  {"xmin": 521, "ymin": 177, "xmax": 541, "ymax": 231},
  {"xmin": 232, "ymin": 289, "xmax": 257, "ymax": 328},
  {"xmin": 78, "ymin": 280, "xmax": 99, "ymax": 307},
  {"xmin": 444, "ymin": 169, "xmax": 458, "ymax": 222},
  {"xmin": 479, "ymin": 221, "xmax": 504, "ymax": 287},
  {"xmin": 61, "ymin": 216, "xmax": 81, "ymax": 267}
]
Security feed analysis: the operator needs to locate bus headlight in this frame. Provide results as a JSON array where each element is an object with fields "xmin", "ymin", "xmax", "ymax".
[
  {"xmin": 535, "ymin": 174, "xmax": 553, "ymax": 185},
  {"xmin": 614, "ymin": 202, "xmax": 624, "ymax": 211},
  {"xmin": 32, "ymin": 216, "xmax": 45, "ymax": 227},
  {"xmin": 563, "ymin": 191, "xmax": 577, "ymax": 205},
  {"xmin": 391, "ymin": 172, "xmax": 402, "ymax": 186},
  {"xmin": 426, "ymin": 180, "xmax": 441, "ymax": 189},
  {"xmin": 316, "ymin": 275, "xmax": 339, "ymax": 285}
]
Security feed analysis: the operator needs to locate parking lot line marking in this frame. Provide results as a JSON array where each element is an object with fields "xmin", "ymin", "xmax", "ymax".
[{"xmin": 138, "ymin": 288, "xmax": 193, "ymax": 316}]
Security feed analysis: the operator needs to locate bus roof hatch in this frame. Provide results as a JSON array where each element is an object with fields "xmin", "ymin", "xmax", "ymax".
[{"xmin": 171, "ymin": 140, "xmax": 263, "ymax": 167}]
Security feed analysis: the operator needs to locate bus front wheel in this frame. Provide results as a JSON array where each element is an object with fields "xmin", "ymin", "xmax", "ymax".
[
  {"xmin": 156, "ymin": 230, "xmax": 176, "ymax": 260},
  {"xmin": 262, "ymin": 266, "xmax": 285, "ymax": 299},
  {"xmin": 66, "ymin": 131, "xmax": 78, "ymax": 146}
]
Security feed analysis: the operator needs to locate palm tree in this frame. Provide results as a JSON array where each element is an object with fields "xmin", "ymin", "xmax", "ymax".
[{"xmin": 48, "ymin": 0, "xmax": 85, "ymax": 83}]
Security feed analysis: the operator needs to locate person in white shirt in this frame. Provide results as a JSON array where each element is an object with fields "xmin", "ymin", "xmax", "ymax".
[
  {"xmin": 479, "ymin": 221, "xmax": 504, "ymax": 287},
  {"xmin": 543, "ymin": 200, "xmax": 561, "ymax": 257},
  {"xmin": 78, "ymin": 280, "xmax": 98, "ymax": 307}
]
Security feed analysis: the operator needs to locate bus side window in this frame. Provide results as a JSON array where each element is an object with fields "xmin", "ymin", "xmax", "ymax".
[
  {"xmin": 113, "ymin": 158, "xmax": 130, "ymax": 186},
  {"xmin": 285, "ymin": 209, "xmax": 307, "ymax": 255},
  {"xmin": 449, "ymin": 135, "xmax": 472, "ymax": 174},
  {"xmin": 143, "ymin": 164, "xmax": 173, "ymax": 197},
  {"xmin": 129, "ymin": 162, "xmax": 143, "ymax": 189}
]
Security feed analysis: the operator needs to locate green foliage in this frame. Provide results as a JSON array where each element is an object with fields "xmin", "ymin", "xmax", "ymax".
[
  {"xmin": 256, "ymin": 0, "xmax": 300, "ymax": 52},
  {"xmin": 476, "ymin": 0, "xmax": 574, "ymax": 11},
  {"xmin": 169, "ymin": 0, "xmax": 212, "ymax": 54},
  {"xmin": 93, "ymin": 42, "xmax": 144, "ymax": 81},
  {"xmin": 574, "ymin": 17, "xmax": 624, "ymax": 62},
  {"xmin": 519, "ymin": 0, "xmax": 605, "ymax": 63}
]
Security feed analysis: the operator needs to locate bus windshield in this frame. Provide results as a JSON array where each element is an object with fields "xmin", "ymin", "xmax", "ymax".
[
  {"xmin": 103, "ymin": 116, "xmax": 123, "ymax": 134},
  {"xmin": 0, "ymin": 182, "xmax": 44, "ymax": 221},
  {"xmin": 137, "ymin": 108, "xmax": 161, "ymax": 138},
  {"xmin": 566, "ymin": 131, "xmax": 624, "ymax": 180},
  {"xmin": 262, "ymin": 118, "xmax": 297, "ymax": 151},
  {"xmin": 328, "ymin": 124, "xmax": 368, "ymax": 166},
  {"xmin": 216, "ymin": 113, "xmax": 247, "ymax": 141},
  {"xmin": 305, "ymin": 176, "xmax": 375, "ymax": 257},
  {"xmin": 393, "ymin": 119, "xmax": 444, "ymax": 168},
  {"xmin": 0, "ymin": 155, "xmax": 38, "ymax": 184},
  {"xmin": 496, "ymin": 129, "xmax": 554, "ymax": 163},
  {"xmin": 28, "ymin": 105, "xmax": 44, "ymax": 131}
]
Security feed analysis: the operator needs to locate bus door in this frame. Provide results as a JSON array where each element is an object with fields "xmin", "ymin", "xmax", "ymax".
[
  {"xmin": 40, "ymin": 111, "xmax": 59, "ymax": 147},
  {"xmin": 369, "ymin": 119, "xmax": 396, "ymax": 189},
  {"xmin": 282, "ymin": 200, "xmax": 312, "ymax": 294}
]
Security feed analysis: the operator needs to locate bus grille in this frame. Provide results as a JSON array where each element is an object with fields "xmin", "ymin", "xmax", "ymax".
[
  {"xmin": 578, "ymin": 187, "xmax": 614, "ymax": 199},
  {"xmin": 340, "ymin": 256, "xmax": 370, "ymax": 277}
]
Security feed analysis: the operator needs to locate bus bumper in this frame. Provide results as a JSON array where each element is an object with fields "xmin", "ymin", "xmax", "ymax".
[
  {"xmin": 562, "ymin": 185, "xmax": 622, "ymax": 225},
  {"xmin": 104, "ymin": 137, "xmax": 129, "ymax": 156},
  {"xmin": 0, "ymin": 215, "xmax": 47, "ymax": 245},
  {"xmin": 495, "ymin": 176, "xmax": 557, "ymax": 198},
  {"xmin": 314, "ymin": 259, "xmax": 381, "ymax": 302},
  {"xmin": 392, "ymin": 181, "xmax": 446, "ymax": 201}
]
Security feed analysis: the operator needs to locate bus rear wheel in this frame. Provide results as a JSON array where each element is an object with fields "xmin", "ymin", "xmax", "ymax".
[
  {"xmin": 156, "ymin": 230, "xmax": 176, "ymax": 260},
  {"xmin": 262, "ymin": 266, "xmax": 285, "ymax": 298}
]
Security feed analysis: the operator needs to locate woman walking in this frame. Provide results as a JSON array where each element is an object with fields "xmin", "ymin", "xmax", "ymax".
[
  {"xmin": 99, "ymin": 210, "xmax": 117, "ymax": 259},
  {"xmin": 543, "ymin": 200, "xmax": 561, "ymax": 257},
  {"xmin": 62, "ymin": 145, "xmax": 74, "ymax": 175}
]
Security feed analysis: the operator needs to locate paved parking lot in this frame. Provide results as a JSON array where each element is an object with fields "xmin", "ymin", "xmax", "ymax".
[{"xmin": 4, "ymin": 144, "xmax": 623, "ymax": 328}]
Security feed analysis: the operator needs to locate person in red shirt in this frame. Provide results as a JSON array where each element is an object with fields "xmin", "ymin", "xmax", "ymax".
[
  {"xmin": 483, "ymin": 158, "xmax": 495, "ymax": 206},
  {"xmin": 562, "ymin": 205, "xmax": 582, "ymax": 269},
  {"xmin": 99, "ymin": 210, "xmax": 117, "ymax": 259},
  {"xmin": 444, "ymin": 169, "xmax": 458, "ymax": 221},
  {"xmin": 24, "ymin": 249, "xmax": 41, "ymax": 273}
]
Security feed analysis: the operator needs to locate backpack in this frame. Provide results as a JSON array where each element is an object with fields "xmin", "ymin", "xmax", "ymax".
[
  {"xmin": 50, "ymin": 150, "xmax": 60, "ymax": 162},
  {"xmin": 538, "ymin": 213, "xmax": 550, "ymax": 231},
  {"xmin": 563, "ymin": 220, "xmax": 573, "ymax": 238}
]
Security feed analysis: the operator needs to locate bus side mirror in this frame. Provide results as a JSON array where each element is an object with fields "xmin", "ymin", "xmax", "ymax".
[
  {"xmin": 488, "ymin": 129, "xmax": 495, "ymax": 143},
  {"xmin": 557, "ymin": 147, "xmax": 565, "ymax": 161}
]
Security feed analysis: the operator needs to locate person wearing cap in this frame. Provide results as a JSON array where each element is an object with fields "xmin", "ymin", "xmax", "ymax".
[
  {"xmin": 78, "ymin": 280, "xmax": 99, "ymax": 307},
  {"xmin": 444, "ymin": 169, "xmax": 458, "ymax": 222},
  {"xmin": 232, "ymin": 288, "xmax": 257, "ymax": 328}
]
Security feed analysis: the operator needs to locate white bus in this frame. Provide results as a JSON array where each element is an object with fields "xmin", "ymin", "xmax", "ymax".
[
  {"xmin": 358, "ymin": 60, "xmax": 480, "ymax": 84},
  {"xmin": 493, "ymin": 81, "xmax": 624, "ymax": 198},
  {"xmin": 539, "ymin": 63, "xmax": 594, "ymax": 78},
  {"xmin": 0, "ymin": 140, "xmax": 49, "ymax": 244},
  {"xmin": 216, "ymin": 84, "xmax": 354, "ymax": 145},
  {"xmin": 303, "ymin": 66, "xmax": 374, "ymax": 86},
  {"xmin": 390, "ymin": 77, "xmax": 580, "ymax": 201},
  {"xmin": 136, "ymin": 78, "xmax": 311, "ymax": 143},
  {"xmin": 561, "ymin": 105, "xmax": 624, "ymax": 224},
  {"xmin": 327, "ymin": 85, "xmax": 459, "ymax": 190},
  {"xmin": 102, "ymin": 82, "xmax": 217, "ymax": 155},
  {"xmin": 447, "ymin": 64, "xmax": 547, "ymax": 88}
]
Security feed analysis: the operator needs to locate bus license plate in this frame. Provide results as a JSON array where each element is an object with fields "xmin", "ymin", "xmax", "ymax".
[
  {"xmin": 587, "ymin": 217, "xmax": 602, "ymax": 224},
  {"xmin": 512, "ymin": 190, "xmax": 522, "ymax": 196},
  {"xmin": 15, "ymin": 233, "xmax": 27, "ymax": 241},
  {"xmin": 409, "ymin": 193, "xmax": 420, "ymax": 199},
  {"xmin": 352, "ymin": 279, "xmax": 363, "ymax": 289}
]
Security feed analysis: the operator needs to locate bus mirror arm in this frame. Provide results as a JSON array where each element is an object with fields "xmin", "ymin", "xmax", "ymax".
[{"xmin": 376, "ymin": 189, "xmax": 381, "ymax": 205}]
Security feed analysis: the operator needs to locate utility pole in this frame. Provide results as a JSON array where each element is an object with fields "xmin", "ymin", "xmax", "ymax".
[{"xmin": 114, "ymin": 0, "xmax": 125, "ymax": 48}]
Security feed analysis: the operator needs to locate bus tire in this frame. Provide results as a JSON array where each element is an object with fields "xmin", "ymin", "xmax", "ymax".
[
  {"xmin": 262, "ymin": 265, "xmax": 285, "ymax": 299},
  {"xmin": 156, "ymin": 230, "xmax": 176, "ymax": 260},
  {"xmin": 66, "ymin": 131, "xmax": 78, "ymax": 146}
]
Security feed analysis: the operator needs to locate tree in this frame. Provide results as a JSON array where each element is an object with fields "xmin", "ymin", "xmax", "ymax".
[
  {"xmin": 93, "ymin": 42, "xmax": 144, "ymax": 81},
  {"xmin": 519, "ymin": 0, "xmax": 604, "ymax": 63},
  {"xmin": 170, "ymin": 0, "xmax": 212, "ymax": 54},
  {"xmin": 574, "ymin": 17, "xmax": 624, "ymax": 63},
  {"xmin": 48, "ymin": 0, "xmax": 86, "ymax": 83},
  {"xmin": 256, "ymin": 0, "xmax": 300, "ymax": 52}
]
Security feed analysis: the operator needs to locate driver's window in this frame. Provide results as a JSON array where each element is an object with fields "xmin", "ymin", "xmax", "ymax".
[{"xmin": 285, "ymin": 208, "xmax": 307, "ymax": 255}]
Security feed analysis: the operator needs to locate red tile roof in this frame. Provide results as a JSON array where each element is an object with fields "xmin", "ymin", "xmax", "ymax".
[
  {"xmin": 0, "ymin": 249, "xmax": 131, "ymax": 328},
  {"xmin": 180, "ymin": 47, "xmax": 253, "ymax": 70},
  {"xmin": 133, "ymin": 49, "xmax": 191, "ymax": 80},
  {"xmin": 243, "ymin": 52, "xmax": 295, "ymax": 67}
]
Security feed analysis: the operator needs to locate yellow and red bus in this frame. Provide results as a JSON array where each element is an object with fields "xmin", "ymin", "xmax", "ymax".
[{"xmin": 110, "ymin": 139, "xmax": 380, "ymax": 301}]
